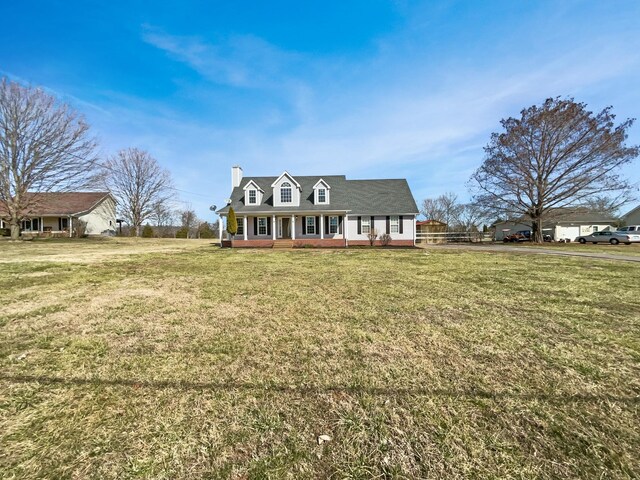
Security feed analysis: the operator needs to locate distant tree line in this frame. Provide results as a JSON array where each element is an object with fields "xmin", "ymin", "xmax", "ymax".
[{"xmin": 420, "ymin": 193, "xmax": 488, "ymax": 232}]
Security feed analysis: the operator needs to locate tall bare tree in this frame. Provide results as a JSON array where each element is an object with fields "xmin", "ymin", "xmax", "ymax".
[
  {"xmin": 178, "ymin": 206, "xmax": 199, "ymax": 238},
  {"xmin": 150, "ymin": 202, "xmax": 177, "ymax": 238},
  {"xmin": 470, "ymin": 98, "xmax": 639, "ymax": 242},
  {"xmin": 151, "ymin": 202, "xmax": 175, "ymax": 227},
  {"xmin": 102, "ymin": 148, "xmax": 173, "ymax": 236},
  {"xmin": 456, "ymin": 203, "xmax": 487, "ymax": 232},
  {"xmin": 420, "ymin": 192, "xmax": 463, "ymax": 230},
  {"xmin": 0, "ymin": 78, "xmax": 99, "ymax": 239}
]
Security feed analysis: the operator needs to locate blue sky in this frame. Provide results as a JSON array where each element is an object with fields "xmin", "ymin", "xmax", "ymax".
[{"xmin": 2, "ymin": 0, "xmax": 639, "ymax": 219}]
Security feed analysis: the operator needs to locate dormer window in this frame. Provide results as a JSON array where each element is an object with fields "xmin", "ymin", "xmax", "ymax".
[
  {"xmin": 280, "ymin": 182, "xmax": 292, "ymax": 203},
  {"xmin": 248, "ymin": 190, "xmax": 257, "ymax": 204},
  {"xmin": 313, "ymin": 179, "xmax": 330, "ymax": 205}
]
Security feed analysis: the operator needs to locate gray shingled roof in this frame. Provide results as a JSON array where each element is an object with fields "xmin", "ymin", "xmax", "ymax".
[{"xmin": 217, "ymin": 175, "xmax": 418, "ymax": 215}]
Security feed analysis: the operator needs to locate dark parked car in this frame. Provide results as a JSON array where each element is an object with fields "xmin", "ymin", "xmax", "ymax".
[{"xmin": 503, "ymin": 230, "xmax": 551, "ymax": 242}]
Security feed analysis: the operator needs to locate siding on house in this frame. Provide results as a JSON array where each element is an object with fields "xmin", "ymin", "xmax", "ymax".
[
  {"xmin": 0, "ymin": 192, "xmax": 116, "ymax": 236},
  {"xmin": 623, "ymin": 205, "xmax": 640, "ymax": 225},
  {"xmin": 79, "ymin": 196, "xmax": 117, "ymax": 235},
  {"xmin": 346, "ymin": 215, "xmax": 414, "ymax": 242}
]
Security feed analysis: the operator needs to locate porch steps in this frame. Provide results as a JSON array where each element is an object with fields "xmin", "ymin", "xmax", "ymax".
[{"xmin": 273, "ymin": 239, "xmax": 294, "ymax": 249}]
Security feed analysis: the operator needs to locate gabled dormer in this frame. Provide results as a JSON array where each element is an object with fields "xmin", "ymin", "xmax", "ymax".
[
  {"xmin": 271, "ymin": 171, "xmax": 301, "ymax": 207},
  {"xmin": 313, "ymin": 179, "xmax": 330, "ymax": 205},
  {"xmin": 243, "ymin": 180, "xmax": 264, "ymax": 206}
]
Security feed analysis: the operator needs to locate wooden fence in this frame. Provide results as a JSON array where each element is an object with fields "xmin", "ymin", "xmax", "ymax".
[{"xmin": 416, "ymin": 231, "xmax": 493, "ymax": 244}]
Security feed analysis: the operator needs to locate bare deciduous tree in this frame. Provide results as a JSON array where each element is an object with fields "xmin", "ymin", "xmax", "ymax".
[
  {"xmin": 420, "ymin": 193, "xmax": 463, "ymax": 230},
  {"xmin": 582, "ymin": 194, "xmax": 630, "ymax": 218},
  {"xmin": 470, "ymin": 97, "xmax": 639, "ymax": 242},
  {"xmin": 178, "ymin": 206, "xmax": 199, "ymax": 238},
  {"xmin": 102, "ymin": 148, "xmax": 173, "ymax": 236},
  {"xmin": 151, "ymin": 202, "xmax": 175, "ymax": 227},
  {"xmin": 456, "ymin": 203, "xmax": 488, "ymax": 232},
  {"xmin": 367, "ymin": 228, "xmax": 378, "ymax": 246},
  {"xmin": 0, "ymin": 78, "xmax": 99, "ymax": 240}
]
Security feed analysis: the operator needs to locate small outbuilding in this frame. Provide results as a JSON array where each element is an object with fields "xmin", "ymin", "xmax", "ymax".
[{"xmin": 416, "ymin": 219, "xmax": 447, "ymax": 243}]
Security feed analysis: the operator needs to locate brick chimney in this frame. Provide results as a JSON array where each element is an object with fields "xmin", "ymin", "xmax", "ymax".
[{"xmin": 231, "ymin": 165, "xmax": 243, "ymax": 190}]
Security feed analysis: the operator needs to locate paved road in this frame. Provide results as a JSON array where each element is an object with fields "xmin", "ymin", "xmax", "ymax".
[{"xmin": 423, "ymin": 244, "xmax": 640, "ymax": 263}]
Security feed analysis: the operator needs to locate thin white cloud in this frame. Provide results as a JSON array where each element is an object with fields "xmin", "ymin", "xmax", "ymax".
[{"xmin": 141, "ymin": 26, "xmax": 302, "ymax": 89}]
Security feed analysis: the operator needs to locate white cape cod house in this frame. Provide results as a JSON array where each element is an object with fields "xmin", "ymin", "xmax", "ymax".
[{"xmin": 216, "ymin": 166, "xmax": 419, "ymax": 247}]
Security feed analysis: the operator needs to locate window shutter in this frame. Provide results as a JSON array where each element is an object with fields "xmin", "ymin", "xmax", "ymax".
[
  {"xmin": 386, "ymin": 216, "xmax": 390, "ymax": 234},
  {"xmin": 338, "ymin": 216, "xmax": 343, "ymax": 234},
  {"xmin": 302, "ymin": 217, "xmax": 306, "ymax": 235},
  {"xmin": 371, "ymin": 216, "xmax": 374, "ymax": 232},
  {"xmin": 267, "ymin": 218, "xmax": 271, "ymax": 236},
  {"xmin": 357, "ymin": 216, "xmax": 361, "ymax": 234},
  {"xmin": 399, "ymin": 216, "xmax": 404, "ymax": 234},
  {"xmin": 254, "ymin": 217, "xmax": 258, "ymax": 235},
  {"xmin": 315, "ymin": 216, "xmax": 320, "ymax": 235},
  {"xmin": 325, "ymin": 216, "xmax": 329, "ymax": 234}
]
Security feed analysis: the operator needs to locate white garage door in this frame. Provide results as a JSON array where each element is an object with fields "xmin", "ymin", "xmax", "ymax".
[{"xmin": 559, "ymin": 226, "xmax": 580, "ymax": 241}]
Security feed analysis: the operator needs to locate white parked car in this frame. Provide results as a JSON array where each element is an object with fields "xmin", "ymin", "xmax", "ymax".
[
  {"xmin": 577, "ymin": 231, "xmax": 640, "ymax": 245},
  {"xmin": 617, "ymin": 225, "xmax": 640, "ymax": 234}
]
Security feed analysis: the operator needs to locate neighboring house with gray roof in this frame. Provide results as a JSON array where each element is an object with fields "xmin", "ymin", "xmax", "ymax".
[
  {"xmin": 0, "ymin": 192, "xmax": 116, "ymax": 237},
  {"xmin": 216, "ymin": 166, "xmax": 419, "ymax": 247},
  {"xmin": 493, "ymin": 210, "xmax": 616, "ymax": 242},
  {"xmin": 622, "ymin": 204, "xmax": 640, "ymax": 226}
]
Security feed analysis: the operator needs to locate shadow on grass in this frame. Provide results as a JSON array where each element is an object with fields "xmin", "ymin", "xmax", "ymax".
[{"xmin": 3, "ymin": 374, "xmax": 639, "ymax": 404}]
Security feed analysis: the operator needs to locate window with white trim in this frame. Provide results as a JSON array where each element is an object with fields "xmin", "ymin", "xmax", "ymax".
[
  {"xmin": 593, "ymin": 225, "xmax": 599, "ymax": 232},
  {"xmin": 318, "ymin": 188, "xmax": 326, "ymax": 203},
  {"xmin": 236, "ymin": 218, "xmax": 244, "ymax": 235},
  {"xmin": 248, "ymin": 189, "xmax": 257, "ymax": 204},
  {"xmin": 280, "ymin": 182, "xmax": 292, "ymax": 203},
  {"xmin": 361, "ymin": 217, "xmax": 371, "ymax": 234},
  {"xmin": 329, "ymin": 216, "xmax": 338, "ymax": 234},
  {"xmin": 306, "ymin": 216, "xmax": 316, "ymax": 234},
  {"xmin": 258, "ymin": 217, "xmax": 267, "ymax": 235},
  {"xmin": 390, "ymin": 215, "xmax": 399, "ymax": 234}
]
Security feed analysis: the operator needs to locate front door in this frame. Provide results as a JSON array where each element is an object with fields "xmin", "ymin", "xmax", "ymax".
[{"xmin": 278, "ymin": 218, "xmax": 291, "ymax": 239}]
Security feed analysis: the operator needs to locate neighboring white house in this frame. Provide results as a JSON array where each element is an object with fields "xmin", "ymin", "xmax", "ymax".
[
  {"xmin": 216, "ymin": 166, "xmax": 419, "ymax": 247},
  {"xmin": 622, "ymin": 204, "xmax": 640, "ymax": 226},
  {"xmin": 0, "ymin": 192, "xmax": 117, "ymax": 236},
  {"xmin": 494, "ymin": 211, "xmax": 616, "ymax": 241}
]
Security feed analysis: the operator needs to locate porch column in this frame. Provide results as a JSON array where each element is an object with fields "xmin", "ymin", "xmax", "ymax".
[
  {"xmin": 243, "ymin": 216, "xmax": 248, "ymax": 241},
  {"xmin": 40, "ymin": 217, "xmax": 44, "ymax": 232},
  {"xmin": 69, "ymin": 216, "xmax": 73, "ymax": 238},
  {"xmin": 272, "ymin": 215, "xmax": 276, "ymax": 240},
  {"xmin": 291, "ymin": 215, "xmax": 296, "ymax": 240},
  {"xmin": 320, "ymin": 214, "xmax": 324, "ymax": 239},
  {"xmin": 218, "ymin": 216, "xmax": 223, "ymax": 243},
  {"xmin": 344, "ymin": 215, "xmax": 348, "ymax": 246}
]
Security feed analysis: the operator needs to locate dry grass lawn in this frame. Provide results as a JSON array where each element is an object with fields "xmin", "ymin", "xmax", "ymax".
[
  {"xmin": 1, "ymin": 238, "xmax": 639, "ymax": 479},
  {"xmin": 513, "ymin": 242, "xmax": 640, "ymax": 257}
]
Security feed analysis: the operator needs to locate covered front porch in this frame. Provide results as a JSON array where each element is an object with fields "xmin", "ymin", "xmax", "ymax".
[
  {"xmin": 219, "ymin": 212, "xmax": 348, "ymax": 248},
  {"xmin": 1, "ymin": 216, "xmax": 76, "ymax": 237}
]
